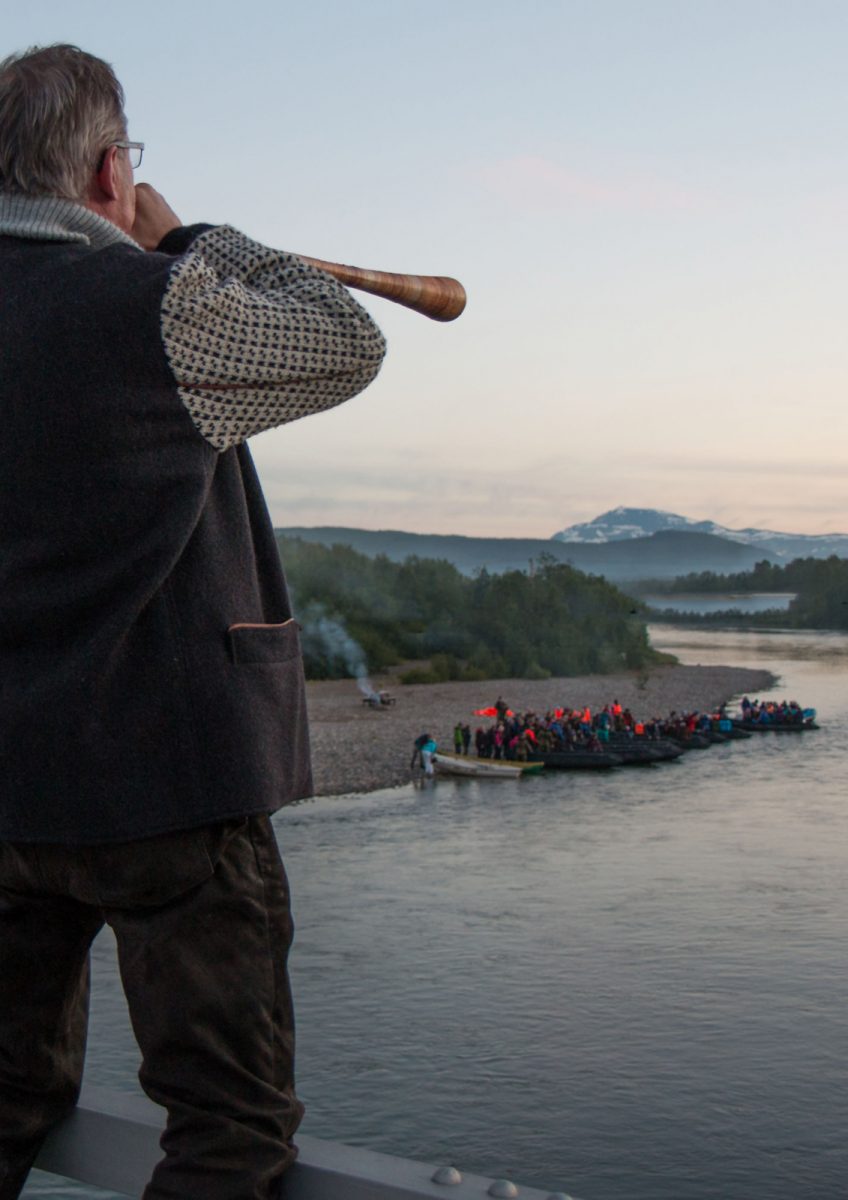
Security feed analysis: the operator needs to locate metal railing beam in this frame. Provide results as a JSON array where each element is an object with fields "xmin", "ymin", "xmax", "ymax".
[{"xmin": 35, "ymin": 1086, "xmax": 576, "ymax": 1200}]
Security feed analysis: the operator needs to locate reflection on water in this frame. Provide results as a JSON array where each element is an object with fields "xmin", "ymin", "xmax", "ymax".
[
  {"xmin": 24, "ymin": 630, "xmax": 848, "ymax": 1200},
  {"xmin": 651, "ymin": 623, "xmax": 848, "ymax": 674},
  {"xmin": 642, "ymin": 592, "xmax": 795, "ymax": 615}
]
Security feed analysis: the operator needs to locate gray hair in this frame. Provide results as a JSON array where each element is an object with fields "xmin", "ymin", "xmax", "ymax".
[{"xmin": 0, "ymin": 44, "xmax": 127, "ymax": 200}]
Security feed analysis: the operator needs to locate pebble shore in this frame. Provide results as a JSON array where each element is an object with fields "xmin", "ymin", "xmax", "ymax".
[{"xmin": 305, "ymin": 663, "xmax": 775, "ymax": 798}]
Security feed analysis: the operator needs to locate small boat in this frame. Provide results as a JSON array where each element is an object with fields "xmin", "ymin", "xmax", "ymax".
[
  {"xmin": 607, "ymin": 736, "xmax": 684, "ymax": 765},
  {"xmin": 529, "ymin": 750, "xmax": 623, "ymax": 771},
  {"xmin": 434, "ymin": 753, "xmax": 542, "ymax": 779},
  {"xmin": 732, "ymin": 718, "xmax": 819, "ymax": 732},
  {"xmin": 666, "ymin": 733, "xmax": 712, "ymax": 751},
  {"xmin": 732, "ymin": 706, "xmax": 818, "ymax": 731},
  {"xmin": 734, "ymin": 700, "xmax": 820, "ymax": 729},
  {"xmin": 604, "ymin": 742, "xmax": 659, "ymax": 766},
  {"xmin": 717, "ymin": 726, "xmax": 752, "ymax": 740},
  {"xmin": 651, "ymin": 738, "xmax": 687, "ymax": 760}
]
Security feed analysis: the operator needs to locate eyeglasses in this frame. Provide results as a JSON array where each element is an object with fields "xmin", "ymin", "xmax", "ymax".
[
  {"xmin": 99, "ymin": 140, "xmax": 144, "ymax": 170},
  {"xmin": 114, "ymin": 140, "xmax": 144, "ymax": 169}
]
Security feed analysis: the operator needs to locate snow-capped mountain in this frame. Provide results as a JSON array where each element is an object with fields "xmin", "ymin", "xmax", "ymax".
[{"xmin": 552, "ymin": 507, "xmax": 848, "ymax": 561}]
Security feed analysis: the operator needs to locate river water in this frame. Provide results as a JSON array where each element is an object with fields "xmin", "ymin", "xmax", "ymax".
[{"xmin": 25, "ymin": 628, "xmax": 848, "ymax": 1200}]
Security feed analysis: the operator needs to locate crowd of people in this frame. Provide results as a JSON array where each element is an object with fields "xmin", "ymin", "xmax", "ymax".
[
  {"xmin": 458, "ymin": 697, "xmax": 740, "ymax": 761},
  {"xmin": 410, "ymin": 694, "xmax": 815, "ymax": 773},
  {"xmin": 739, "ymin": 697, "xmax": 812, "ymax": 725}
]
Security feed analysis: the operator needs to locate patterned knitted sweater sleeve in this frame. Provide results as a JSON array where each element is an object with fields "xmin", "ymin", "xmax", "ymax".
[{"xmin": 159, "ymin": 224, "xmax": 387, "ymax": 451}]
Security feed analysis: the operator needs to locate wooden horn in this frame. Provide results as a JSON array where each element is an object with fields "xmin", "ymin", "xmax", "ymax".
[{"xmin": 295, "ymin": 254, "xmax": 466, "ymax": 322}]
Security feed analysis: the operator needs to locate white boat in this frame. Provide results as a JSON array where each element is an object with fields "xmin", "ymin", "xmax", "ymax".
[{"xmin": 433, "ymin": 752, "xmax": 538, "ymax": 779}]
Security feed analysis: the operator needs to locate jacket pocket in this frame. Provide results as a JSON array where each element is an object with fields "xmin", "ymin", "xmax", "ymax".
[
  {"xmin": 227, "ymin": 618, "xmax": 302, "ymax": 665},
  {"xmin": 83, "ymin": 826, "xmax": 218, "ymax": 908}
]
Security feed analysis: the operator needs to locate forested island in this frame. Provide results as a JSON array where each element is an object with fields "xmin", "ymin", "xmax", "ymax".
[
  {"xmin": 633, "ymin": 556, "xmax": 848, "ymax": 630},
  {"xmin": 277, "ymin": 536, "xmax": 666, "ymax": 682}
]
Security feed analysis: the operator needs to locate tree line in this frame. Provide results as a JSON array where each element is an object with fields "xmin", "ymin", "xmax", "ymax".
[
  {"xmin": 635, "ymin": 555, "xmax": 848, "ymax": 630},
  {"xmin": 277, "ymin": 537, "xmax": 666, "ymax": 682}
]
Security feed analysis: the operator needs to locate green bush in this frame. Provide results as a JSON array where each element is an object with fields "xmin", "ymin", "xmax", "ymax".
[
  {"xmin": 278, "ymin": 534, "xmax": 663, "ymax": 680},
  {"xmin": 399, "ymin": 667, "xmax": 440, "ymax": 685},
  {"xmin": 522, "ymin": 661, "xmax": 552, "ymax": 680},
  {"xmin": 457, "ymin": 664, "xmax": 489, "ymax": 682}
]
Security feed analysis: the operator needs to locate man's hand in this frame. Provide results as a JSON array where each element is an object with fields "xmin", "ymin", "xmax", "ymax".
[{"xmin": 132, "ymin": 183, "xmax": 182, "ymax": 251}]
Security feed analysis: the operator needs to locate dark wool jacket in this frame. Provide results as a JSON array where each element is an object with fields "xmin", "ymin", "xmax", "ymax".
[{"xmin": 0, "ymin": 196, "xmax": 386, "ymax": 844}]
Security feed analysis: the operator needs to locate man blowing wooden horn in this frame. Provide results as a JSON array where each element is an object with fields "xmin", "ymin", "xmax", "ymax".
[{"xmin": 0, "ymin": 44, "xmax": 386, "ymax": 1200}]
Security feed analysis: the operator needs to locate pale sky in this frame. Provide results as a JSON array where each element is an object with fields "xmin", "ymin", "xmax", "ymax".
[{"xmin": 6, "ymin": 1, "xmax": 848, "ymax": 537}]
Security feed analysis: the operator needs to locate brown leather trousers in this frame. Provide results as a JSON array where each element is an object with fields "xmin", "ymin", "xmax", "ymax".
[{"xmin": 0, "ymin": 814, "xmax": 303, "ymax": 1200}]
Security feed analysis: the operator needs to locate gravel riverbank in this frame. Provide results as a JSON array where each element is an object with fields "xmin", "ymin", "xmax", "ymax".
[{"xmin": 305, "ymin": 663, "xmax": 775, "ymax": 797}]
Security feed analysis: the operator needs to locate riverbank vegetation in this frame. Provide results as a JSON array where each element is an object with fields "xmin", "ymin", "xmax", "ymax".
[
  {"xmin": 633, "ymin": 556, "xmax": 848, "ymax": 630},
  {"xmin": 277, "ymin": 537, "xmax": 668, "ymax": 682}
]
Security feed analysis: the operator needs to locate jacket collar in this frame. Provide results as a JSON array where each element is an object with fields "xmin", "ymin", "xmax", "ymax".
[{"xmin": 0, "ymin": 192, "xmax": 140, "ymax": 250}]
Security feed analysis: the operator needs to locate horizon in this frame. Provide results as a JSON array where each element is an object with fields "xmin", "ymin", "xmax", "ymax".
[
  {"xmin": 6, "ymin": 1, "xmax": 847, "ymax": 537},
  {"xmin": 277, "ymin": 506, "xmax": 848, "ymax": 541}
]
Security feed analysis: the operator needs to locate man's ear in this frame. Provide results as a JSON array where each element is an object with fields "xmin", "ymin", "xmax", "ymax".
[{"xmin": 91, "ymin": 144, "xmax": 120, "ymax": 202}]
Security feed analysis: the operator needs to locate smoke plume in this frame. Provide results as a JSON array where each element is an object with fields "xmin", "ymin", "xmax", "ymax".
[{"xmin": 298, "ymin": 601, "xmax": 375, "ymax": 695}]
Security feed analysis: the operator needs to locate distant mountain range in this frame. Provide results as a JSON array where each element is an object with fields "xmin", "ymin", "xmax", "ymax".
[
  {"xmin": 278, "ymin": 525, "xmax": 770, "ymax": 583},
  {"xmin": 552, "ymin": 507, "xmax": 848, "ymax": 561},
  {"xmin": 279, "ymin": 508, "xmax": 847, "ymax": 584}
]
